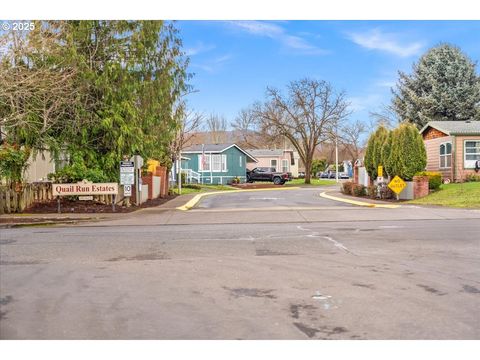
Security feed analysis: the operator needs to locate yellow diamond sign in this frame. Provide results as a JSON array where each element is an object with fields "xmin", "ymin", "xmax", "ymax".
[{"xmin": 388, "ymin": 175, "xmax": 407, "ymax": 194}]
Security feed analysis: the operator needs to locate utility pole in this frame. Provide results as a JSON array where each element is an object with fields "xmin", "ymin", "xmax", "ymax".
[
  {"xmin": 335, "ymin": 120, "xmax": 339, "ymax": 183},
  {"xmin": 177, "ymin": 151, "xmax": 182, "ymax": 195}
]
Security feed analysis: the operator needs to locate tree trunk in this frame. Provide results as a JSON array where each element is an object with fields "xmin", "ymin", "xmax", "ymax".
[{"xmin": 304, "ymin": 158, "xmax": 312, "ymax": 184}]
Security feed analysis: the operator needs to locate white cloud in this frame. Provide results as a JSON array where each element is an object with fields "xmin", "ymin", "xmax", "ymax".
[
  {"xmin": 185, "ymin": 41, "xmax": 216, "ymax": 56},
  {"xmin": 347, "ymin": 28, "xmax": 424, "ymax": 57},
  {"xmin": 349, "ymin": 93, "xmax": 384, "ymax": 112},
  {"xmin": 228, "ymin": 21, "xmax": 329, "ymax": 55},
  {"xmin": 191, "ymin": 53, "xmax": 233, "ymax": 73}
]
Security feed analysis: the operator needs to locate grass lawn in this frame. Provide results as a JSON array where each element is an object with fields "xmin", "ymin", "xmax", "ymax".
[
  {"xmin": 285, "ymin": 178, "xmax": 337, "ymax": 187},
  {"xmin": 171, "ymin": 184, "xmax": 236, "ymax": 195},
  {"xmin": 407, "ymin": 182, "xmax": 480, "ymax": 208}
]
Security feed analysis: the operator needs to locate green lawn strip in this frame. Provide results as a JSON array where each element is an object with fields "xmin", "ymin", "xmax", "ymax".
[
  {"xmin": 171, "ymin": 184, "xmax": 236, "ymax": 195},
  {"xmin": 407, "ymin": 182, "xmax": 480, "ymax": 208},
  {"xmin": 285, "ymin": 178, "xmax": 337, "ymax": 186}
]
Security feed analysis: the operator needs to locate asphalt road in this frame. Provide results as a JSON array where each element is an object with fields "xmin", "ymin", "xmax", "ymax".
[
  {"xmin": 196, "ymin": 188, "xmax": 351, "ymax": 209},
  {"xmin": 1, "ymin": 188, "xmax": 479, "ymax": 339}
]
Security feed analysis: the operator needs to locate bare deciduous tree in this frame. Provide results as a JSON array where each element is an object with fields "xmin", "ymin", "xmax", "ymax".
[
  {"xmin": 205, "ymin": 113, "xmax": 227, "ymax": 144},
  {"xmin": 253, "ymin": 78, "xmax": 350, "ymax": 183},
  {"xmin": 340, "ymin": 119, "xmax": 368, "ymax": 162}
]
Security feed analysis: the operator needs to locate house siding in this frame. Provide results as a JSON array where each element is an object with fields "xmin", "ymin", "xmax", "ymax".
[
  {"xmin": 454, "ymin": 135, "xmax": 480, "ymax": 182},
  {"xmin": 246, "ymin": 151, "xmax": 300, "ymax": 177},
  {"xmin": 182, "ymin": 146, "xmax": 248, "ymax": 184},
  {"xmin": 424, "ymin": 136, "xmax": 453, "ymax": 180},
  {"xmin": 423, "ymin": 127, "xmax": 448, "ymax": 140}
]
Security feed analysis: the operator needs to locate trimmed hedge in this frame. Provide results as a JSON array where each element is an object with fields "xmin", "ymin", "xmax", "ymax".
[{"xmin": 415, "ymin": 171, "xmax": 442, "ymax": 190}]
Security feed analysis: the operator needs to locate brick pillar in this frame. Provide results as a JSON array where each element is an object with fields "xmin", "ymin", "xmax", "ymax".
[
  {"xmin": 413, "ymin": 176, "xmax": 429, "ymax": 199},
  {"xmin": 142, "ymin": 174, "xmax": 153, "ymax": 200},
  {"xmin": 155, "ymin": 166, "xmax": 168, "ymax": 198}
]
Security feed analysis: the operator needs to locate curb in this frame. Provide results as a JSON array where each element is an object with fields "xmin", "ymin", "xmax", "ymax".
[
  {"xmin": 0, "ymin": 218, "xmax": 99, "ymax": 229},
  {"xmin": 176, "ymin": 187, "xmax": 301, "ymax": 211},
  {"xmin": 320, "ymin": 192, "xmax": 401, "ymax": 209}
]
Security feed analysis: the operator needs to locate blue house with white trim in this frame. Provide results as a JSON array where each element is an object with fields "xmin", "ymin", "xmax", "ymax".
[{"xmin": 181, "ymin": 143, "xmax": 258, "ymax": 185}]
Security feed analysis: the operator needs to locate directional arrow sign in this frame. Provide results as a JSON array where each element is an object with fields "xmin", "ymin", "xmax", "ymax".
[{"xmin": 388, "ymin": 175, "xmax": 407, "ymax": 195}]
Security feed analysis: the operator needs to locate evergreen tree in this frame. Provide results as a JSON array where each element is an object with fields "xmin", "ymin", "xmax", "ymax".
[
  {"xmin": 386, "ymin": 123, "xmax": 426, "ymax": 181},
  {"xmin": 392, "ymin": 44, "xmax": 480, "ymax": 128},
  {"xmin": 364, "ymin": 125, "xmax": 388, "ymax": 179}
]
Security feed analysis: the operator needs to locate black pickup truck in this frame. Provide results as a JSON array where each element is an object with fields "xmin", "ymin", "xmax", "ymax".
[{"xmin": 246, "ymin": 167, "xmax": 292, "ymax": 185}]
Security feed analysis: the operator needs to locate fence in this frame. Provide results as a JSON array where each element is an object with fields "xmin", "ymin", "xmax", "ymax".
[
  {"xmin": 0, "ymin": 182, "xmax": 116, "ymax": 214},
  {"xmin": 0, "ymin": 182, "xmax": 53, "ymax": 214}
]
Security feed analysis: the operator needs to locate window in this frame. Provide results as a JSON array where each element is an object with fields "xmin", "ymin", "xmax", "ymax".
[
  {"xmin": 239, "ymin": 156, "xmax": 242, "ymax": 167},
  {"xmin": 465, "ymin": 140, "xmax": 480, "ymax": 168},
  {"xmin": 222, "ymin": 154, "xmax": 227, "ymax": 171},
  {"xmin": 199, "ymin": 154, "xmax": 210, "ymax": 171},
  {"xmin": 439, "ymin": 142, "xmax": 452, "ymax": 169},
  {"xmin": 212, "ymin": 154, "xmax": 222, "ymax": 172},
  {"xmin": 271, "ymin": 159, "xmax": 277, "ymax": 171},
  {"xmin": 282, "ymin": 159, "xmax": 289, "ymax": 172}
]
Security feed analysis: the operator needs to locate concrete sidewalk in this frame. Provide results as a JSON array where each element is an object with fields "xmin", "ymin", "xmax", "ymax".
[{"xmin": 0, "ymin": 193, "xmax": 198, "ymax": 228}]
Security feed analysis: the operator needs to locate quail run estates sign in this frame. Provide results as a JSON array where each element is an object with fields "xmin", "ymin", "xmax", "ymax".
[{"xmin": 52, "ymin": 180, "xmax": 118, "ymax": 196}]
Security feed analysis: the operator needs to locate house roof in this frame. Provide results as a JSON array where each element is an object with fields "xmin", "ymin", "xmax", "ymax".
[
  {"xmin": 420, "ymin": 121, "xmax": 480, "ymax": 136},
  {"xmin": 247, "ymin": 149, "xmax": 285, "ymax": 157},
  {"xmin": 182, "ymin": 143, "xmax": 258, "ymax": 162}
]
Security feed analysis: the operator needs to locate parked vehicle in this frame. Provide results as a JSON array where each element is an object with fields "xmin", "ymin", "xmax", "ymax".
[
  {"xmin": 318, "ymin": 171, "xmax": 329, "ymax": 178},
  {"xmin": 246, "ymin": 167, "xmax": 292, "ymax": 185},
  {"xmin": 339, "ymin": 172, "xmax": 350, "ymax": 179},
  {"xmin": 297, "ymin": 172, "xmax": 305, "ymax": 179}
]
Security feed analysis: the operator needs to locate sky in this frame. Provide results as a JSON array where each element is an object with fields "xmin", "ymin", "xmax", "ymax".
[{"xmin": 176, "ymin": 20, "xmax": 480, "ymax": 128}]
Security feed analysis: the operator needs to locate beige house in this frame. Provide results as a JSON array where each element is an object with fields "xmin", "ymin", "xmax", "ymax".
[
  {"xmin": 420, "ymin": 121, "xmax": 480, "ymax": 182},
  {"xmin": 24, "ymin": 151, "xmax": 56, "ymax": 183},
  {"xmin": 246, "ymin": 149, "xmax": 300, "ymax": 177}
]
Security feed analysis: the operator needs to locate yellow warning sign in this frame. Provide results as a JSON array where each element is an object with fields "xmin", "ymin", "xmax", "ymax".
[
  {"xmin": 388, "ymin": 175, "xmax": 407, "ymax": 194},
  {"xmin": 378, "ymin": 165, "xmax": 383, "ymax": 177}
]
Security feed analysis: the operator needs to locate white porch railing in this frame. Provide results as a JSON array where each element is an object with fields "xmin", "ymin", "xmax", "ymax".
[{"xmin": 182, "ymin": 168, "xmax": 201, "ymax": 184}]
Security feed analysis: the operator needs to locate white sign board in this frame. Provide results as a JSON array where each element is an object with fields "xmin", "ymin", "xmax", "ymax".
[
  {"xmin": 52, "ymin": 180, "xmax": 118, "ymax": 196},
  {"xmin": 120, "ymin": 173, "xmax": 134, "ymax": 185},
  {"xmin": 123, "ymin": 184, "xmax": 132, "ymax": 197},
  {"xmin": 120, "ymin": 161, "xmax": 135, "ymax": 185},
  {"xmin": 79, "ymin": 196, "xmax": 93, "ymax": 201}
]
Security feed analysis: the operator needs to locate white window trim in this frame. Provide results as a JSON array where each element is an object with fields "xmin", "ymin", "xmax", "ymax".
[
  {"xmin": 282, "ymin": 159, "xmax": 289, "ymax": 172},
  {"xmin": 198, "ymin": 153, "xmax": 228, "ymax": 173},
  {"xmin": 464, "ymin": 140, "xmax": 480, "ymax": 169},
  {"xmin": 270, "ymin": 159, "xmax": 278, "ymax": 171},
  {"xmin": 439, "ymin": 141, "xmax": 452, "ymax": 169}
]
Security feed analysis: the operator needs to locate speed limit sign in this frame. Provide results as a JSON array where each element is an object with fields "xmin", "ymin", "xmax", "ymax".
[{"xmin": 124, "ymin": 184, "xmax": 132, "ymax": 196}]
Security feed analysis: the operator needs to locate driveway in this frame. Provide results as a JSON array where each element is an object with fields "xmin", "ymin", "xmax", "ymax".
[{"xmin": 195, "ymin": 187, "xmax": 350, "ymax": 210}]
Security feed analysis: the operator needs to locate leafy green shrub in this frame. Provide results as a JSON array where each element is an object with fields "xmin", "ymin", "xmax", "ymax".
[
  {"xmin": 0, "ymin": 144, "xmax": 31, "ymax": 186},
  {"xmin": 466, "ymin": 173, "xmax": 480, "ymax": 182},
  {"xmin": 182, "ymin": 184, "xmax": 202, "ymax": 190},
  {"xmin": 341, "ymin": 181, "xmax": 354, "ymax": 195},
  {"xmin": 352, "ymin": 184, "xmax": 366, "ymax": 197},
  {"xmin": 48, "ymin": 153, "xmax": 108, "ymax": 183},
  {"xmin": 415, "ymin": 171, "xmax": 442, "ymax": 190},
  {"xmin": 364, "ymin": 125, "xmax": 389, "ymax": 179}
]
